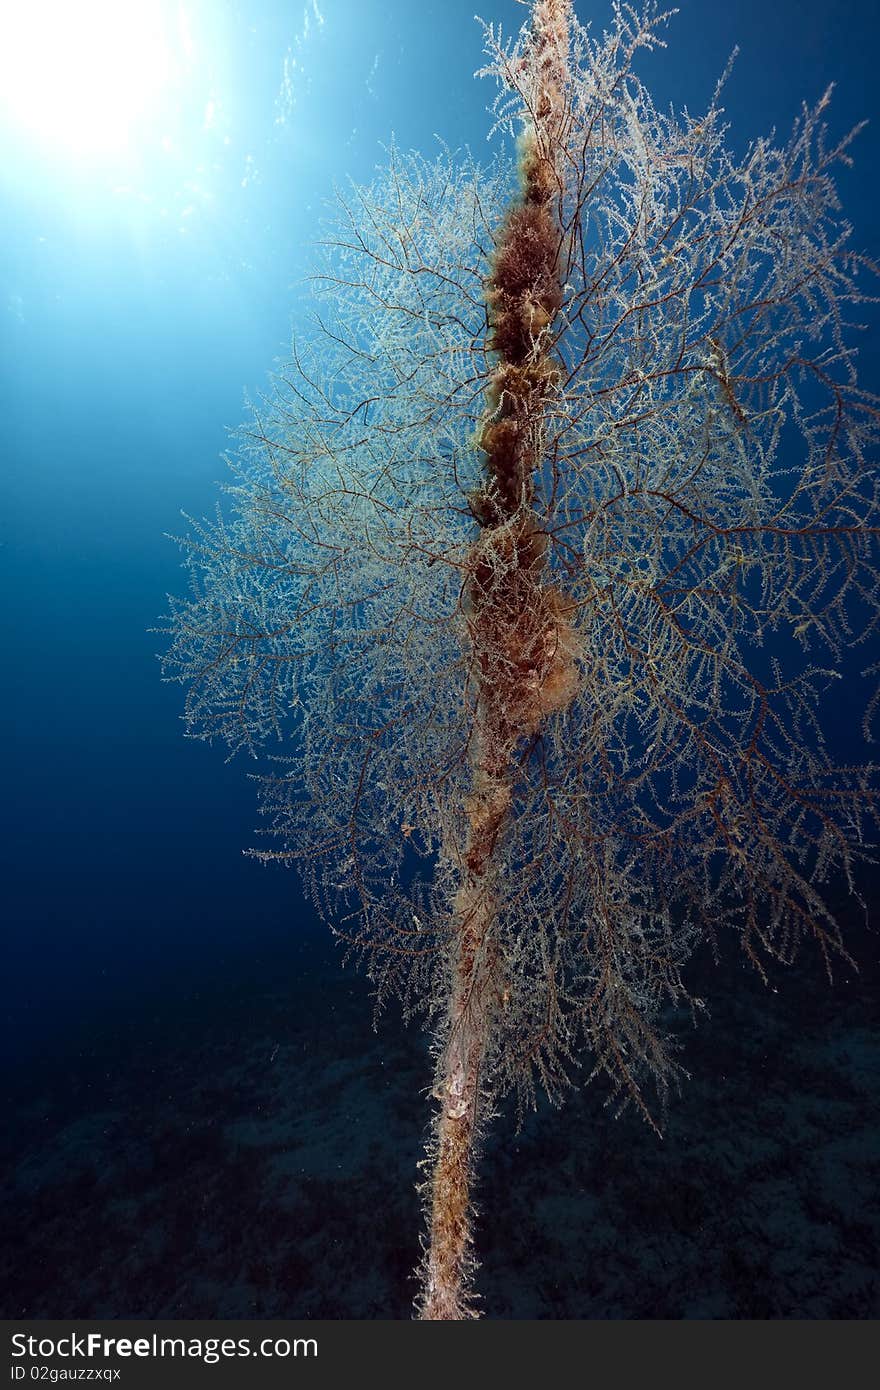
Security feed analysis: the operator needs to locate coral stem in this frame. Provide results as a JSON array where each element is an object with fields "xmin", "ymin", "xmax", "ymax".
[{"xmin": 419, "ymin": 0, "xmax": 575, "ymax": 1320}]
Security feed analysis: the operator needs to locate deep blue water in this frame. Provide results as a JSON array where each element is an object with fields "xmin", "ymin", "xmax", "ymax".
[{"xmin": 2, "ymin": 0, "xmax": 878, "ymax": 1319}]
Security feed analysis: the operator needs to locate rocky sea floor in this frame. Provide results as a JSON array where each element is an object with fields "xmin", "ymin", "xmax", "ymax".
[{"xmin": 2, "ymin": 917, "xmax": 878, "ymax": 1320}]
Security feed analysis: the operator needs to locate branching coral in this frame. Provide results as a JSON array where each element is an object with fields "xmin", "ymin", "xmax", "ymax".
[{"xmin": 162, "ymin": 0, "xmax": 879, "ymax": 1318}]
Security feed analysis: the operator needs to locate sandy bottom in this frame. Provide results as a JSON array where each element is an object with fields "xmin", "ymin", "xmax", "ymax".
[{"xmin": 3, "ymin": 918, "xmax": 877, "ymax": 1319}]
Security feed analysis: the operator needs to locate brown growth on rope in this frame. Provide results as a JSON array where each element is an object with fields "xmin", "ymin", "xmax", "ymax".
[{"xmin": 420, "ymin": 0, "xmax": 578, "ymax": 1322}]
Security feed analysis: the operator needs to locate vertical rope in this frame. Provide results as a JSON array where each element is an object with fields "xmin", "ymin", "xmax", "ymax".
[{"xmin": 419, "ymin": 0, "xmax": 576, "ymax": 1321}]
